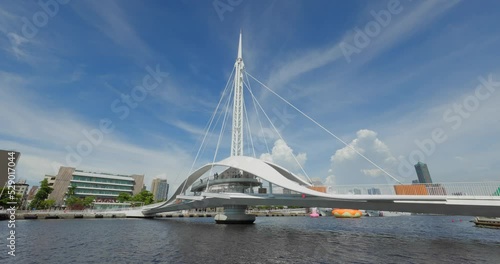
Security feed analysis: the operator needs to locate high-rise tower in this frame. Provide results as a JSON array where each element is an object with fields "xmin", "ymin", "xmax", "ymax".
[{"xmin": 414, "ymin": 162, "xmax": 433, "ymax": 184}]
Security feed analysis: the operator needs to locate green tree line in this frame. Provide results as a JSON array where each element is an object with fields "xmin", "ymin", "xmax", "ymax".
[{"xmin": 117, "ymin": 190, "xmax": 155, "ymax": 206}]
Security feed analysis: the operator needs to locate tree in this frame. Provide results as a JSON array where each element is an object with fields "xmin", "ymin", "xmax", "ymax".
[
  {"xmin": 83, "ymin": 196, "xmax": 95, "ymax": 207},
  {"xmin": 0, "ymin": 188, "xmax": 22, "ymax": 209},
  {"xmin": 65, "ymin": 186, "xmax": 94, "ymax": 210},
  {"xmin": 29, "ymin": 178, "xmax": 53, "ymax": 209},
  {"xmin": 65, "ymin": 196, "xmax": 84, "ymax": 210},
  {"xmin": 40, "ymin": 199, "xmax": 56, "ymax": 209},
  {"xmin": 117, "ymin": 192, "xmax": 132, "ymax": 203},
  {"xmin": 131, "ymin": 190, "xmax": 154, "ymax": 205},
  {"xmin": 68, "ymin": 185, "xmax": 76, "ymax": 196}
]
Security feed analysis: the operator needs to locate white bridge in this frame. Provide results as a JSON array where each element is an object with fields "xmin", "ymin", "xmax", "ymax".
[
  {"xmin": 140, "ymin": 155, "xmax": 500, "ymax": 219},
  {"xmin": 135, "ymin": 32, "xmax": 500, "ymax": 222}
]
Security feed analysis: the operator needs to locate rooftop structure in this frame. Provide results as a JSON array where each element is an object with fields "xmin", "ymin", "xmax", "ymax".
[{"xmin": 44, "ymin": 175, "xmax": 56, "ymax": 188}]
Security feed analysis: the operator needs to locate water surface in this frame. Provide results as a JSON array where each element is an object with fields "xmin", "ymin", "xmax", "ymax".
[{"xmin": 1, "ymin": 215, "xmax": 499, "ymax": 263}]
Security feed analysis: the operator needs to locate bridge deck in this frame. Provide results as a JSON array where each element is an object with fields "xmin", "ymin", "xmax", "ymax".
[{"xmin": 143, "ymin": 192, "xmax": 500, "ymax": 217}]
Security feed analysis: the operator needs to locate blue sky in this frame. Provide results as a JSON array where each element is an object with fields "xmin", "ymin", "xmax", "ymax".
[{"xmin": 1, "ymin": 0, "xmax": 500, "ymax": 190}]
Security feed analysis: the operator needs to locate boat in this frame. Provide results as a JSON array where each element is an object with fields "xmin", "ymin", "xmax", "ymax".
[
  {"xmin": 473, "ymin": 217, "xmax": 500, "ymax": 228},
  {"xmin": 318, "ymin": 208, "xmax": 332, "ymax": 216},
  {"xmin": 364, "ymin": 210, "xmax": 411, "ymax": 217},
  {"xmin": 332, "ymin": 209, "xmax": 362, "ymax": 218},
  {"xmin": 309, "ymin": 208, "xmax": 319, "ymax": 218},
  {"xmin": 364, "ymin": 210, "xmax": 383, "ymax": 217}
]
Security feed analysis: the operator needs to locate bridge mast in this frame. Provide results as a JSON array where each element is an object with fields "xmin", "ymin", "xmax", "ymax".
[
  {"xmin": 213, "ymin": 32, "xmax": 257, "ymax": 224},
  {"xmin": 231, "ymin": 31, "xmax": 245, "ymax": 157}
]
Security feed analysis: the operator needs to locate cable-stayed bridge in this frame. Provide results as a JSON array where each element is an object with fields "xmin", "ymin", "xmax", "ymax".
[{"xmin": 126, "ymin": 32, "xmax": 500, "ymax": 223}]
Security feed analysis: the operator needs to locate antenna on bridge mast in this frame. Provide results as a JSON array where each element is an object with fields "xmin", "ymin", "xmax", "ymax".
[{"xmin": 230, "ymin": 30, "xmax": 245, "ymax": 157}]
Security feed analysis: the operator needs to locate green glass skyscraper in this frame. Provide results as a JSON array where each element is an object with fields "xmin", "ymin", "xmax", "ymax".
[{"xmin": 414, "ymin": 162, "xmax": 433, "ymax": 184}]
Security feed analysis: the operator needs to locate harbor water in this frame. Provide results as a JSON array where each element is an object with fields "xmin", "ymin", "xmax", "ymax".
[{"xmin": 1, "ymin": 215, "xmax": 499, "ymax": 263}]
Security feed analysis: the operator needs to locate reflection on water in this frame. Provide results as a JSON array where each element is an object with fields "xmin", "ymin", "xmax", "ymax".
[{"xmin": 1, "ymin": 215, "xmax": 499, "ymax": 263}]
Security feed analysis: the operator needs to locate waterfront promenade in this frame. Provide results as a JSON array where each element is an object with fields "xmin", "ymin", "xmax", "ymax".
[
  {"xmin": 0, "ymin": 208, "xmax": 309, "ymax": 220},
  {"xmin": 2, "ymin": 215, "xmax": 499, "ymax": 263}
]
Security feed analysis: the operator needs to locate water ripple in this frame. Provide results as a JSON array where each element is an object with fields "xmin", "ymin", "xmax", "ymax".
[{"xmin": 1, "ymin": 216, "xmax": 499, "ymax": 263}]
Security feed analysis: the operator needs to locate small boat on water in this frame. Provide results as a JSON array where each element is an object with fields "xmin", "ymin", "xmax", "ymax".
[
  {"xmin": 309, "ymin": 208, "xmax": 319, "ymax": 218},
  {"xmin": 364, "ymin": 210, "xmax": 411, "ymax": 217},
  {"xmin": 473, "ymin": 217, "xmax": 500, "ymax": 229},
  {"xmin": 332, "ymin": 209, "xmax": 362, "ymax": 218}
]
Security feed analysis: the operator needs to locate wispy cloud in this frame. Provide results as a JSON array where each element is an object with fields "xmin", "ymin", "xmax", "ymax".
[
  {"xmin": 261, "ymin": 1, "xmax": 460, "ymax": 93},
  {"xmin": 70, "ymin": 0, "xmax": 154, "ymax": 65},
  {"xmin": 2, "ymin": 0, "xmax": 499, "ymax": 191}
]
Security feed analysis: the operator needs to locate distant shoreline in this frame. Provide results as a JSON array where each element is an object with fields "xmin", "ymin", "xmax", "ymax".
[{"xmin": 0, "ymin": 211, "xmax": 309, "ymax": 221}]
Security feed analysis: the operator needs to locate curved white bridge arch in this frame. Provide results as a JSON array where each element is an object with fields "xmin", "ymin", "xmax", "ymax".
[
  {"xmin": 142, "ymin": 156, "xmax": 500, "ymax": 218},
  {"xmin": 152, "ymin": 156, "xmax": 316, "ymax": 208}
]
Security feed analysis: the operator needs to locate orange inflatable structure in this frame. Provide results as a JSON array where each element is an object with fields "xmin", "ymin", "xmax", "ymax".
[{"xmin": 332, "ymin": 209, "xmax": 362, "ymax": 218}]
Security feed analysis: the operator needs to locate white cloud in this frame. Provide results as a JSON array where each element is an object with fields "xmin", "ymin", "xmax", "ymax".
[
  {"xmin": 324, "ymin": 174, "xmax": 336, "ymax": 185},
  {"xmin": 266, "ymin": 46, "xmax": 344, "ymax": 91},
  {"xmin": 4, "ymin": 32, "xmax": 29, "ymax": 58},
  {"xmin": 0, "ymin": 6, "xmax": 36, "ymax": 62},
  {"xmin": 260, "ymin": 139, "xmax": 307, "ymax": 172},
  {"xmin": 375, "ymin": 73, "xmax": 500, "ymax": 182},
  {"xmin": 329, "ymin": 129, "xmax": 399, "ymax": 185},
  {"xmin": 361, "ymin": 168, "xmax": 384, "ymax": 177},
  {"xmin": 0, "ymin": 71, "xmax": 194, "ymax": 190}
]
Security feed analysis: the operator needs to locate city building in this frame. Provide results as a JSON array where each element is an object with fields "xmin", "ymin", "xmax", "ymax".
[
  {"xmin": 393, "ymin": 183, "xmax": 446, "ymax": 195},
  {"xmin": 0, "ymin": 150, "xmax": 21, "ymax": 188},
  {"xmin": 151, "ymin": 178, "xmax": 169, "ymax": 201},
  {"xmin": 27, "ymin": 186, "xmax": 39, "ymax": 200},
  {"xmin": 426, "ymin": 184, "xmax": 447, "ymax": 195},
  {"xmin": 13, "ymin": 179, "xmax": 29, "ymax": 209},
  {"xmin": 368, "ymin": 188, "xmax": 381, "ymax": 195},
  {"xmin": 414, "ymin": 162, "xmax": 433, "ymax": 184},
  {"xmin": 348, "ymin": 188, "xmax": 362, "ymax": 195},
  {"xmin": 131, "ymin": 175, "xmax": 145, "ymax": 195},
  {"xmin": 48, "ymin": 166, "xmax": 145, "ymax": 209},
  {"xmin": 26, "ymin": 186, "xmax": 39, "ymax": 207},
  {"xmin": 44, "ymin": 175, "xmax": 56, "ymax": 188},
  {"xmin": 13, "ymin": 179, "xmax": 29, "ymax": 197}
]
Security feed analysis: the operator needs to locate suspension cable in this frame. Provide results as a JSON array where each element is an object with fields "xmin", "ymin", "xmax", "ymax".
[
  {"xmin": 244, "ymin": 72, "xmax": 271, "ymax": 154},
  {"xmin": 245, "ymin": 71, "xmax": 402, "ymax": 184},
  {"xmin": 210, "ymin": 81, "xmax": 234, "ymax": 176},
  {"xmin": 244, "ymin": 80, "xmax": 314, "ymax": 185},
  {"xmin": 180, "ymin": 67, "xmax": 235, "ymax": 194},
  {"xmin": 243, "ymin": 99, "xmax": 257, "ymax": 158}
]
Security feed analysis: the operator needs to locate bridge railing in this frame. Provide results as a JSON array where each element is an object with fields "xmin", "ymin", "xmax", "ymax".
[{"xmin": 325, "ymin": 182, "xmax": 500, "ymax": 197}]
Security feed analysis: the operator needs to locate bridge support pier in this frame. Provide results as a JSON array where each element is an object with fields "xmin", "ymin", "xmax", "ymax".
[{"xmin": 215, "ymin": 205, "xmax": 255, "ymax": 224}]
